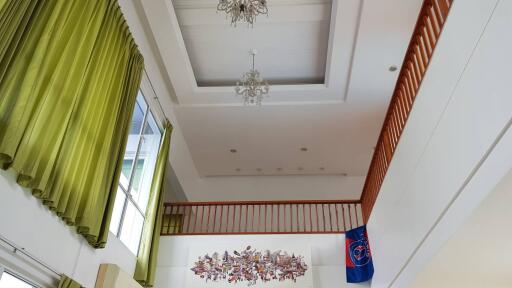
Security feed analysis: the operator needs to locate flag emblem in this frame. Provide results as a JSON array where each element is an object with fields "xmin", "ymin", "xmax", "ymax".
[{"xmin": 345, "ymin": 225, "xmax": 374, "ymax": 283}]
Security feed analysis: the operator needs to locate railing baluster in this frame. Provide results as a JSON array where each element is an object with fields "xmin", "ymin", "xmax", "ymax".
[
  {"xmin": 264, "ymin": 204, "xmax": 267, "ymax": 232},
  {"xmin": 277, "ymin": 205, "xmax": 280, "ymax": 233},
  {"xmin": 271, "ymin": 204, "xmax": 274, "ymax": 233},
  {"xmin": 161, "ymin": 205, "xmax": 168, "ymax": 235},
  {"xmin": 288, "ymin": 204, "xmax": 292, "ymax": 233},
  {"xmin": 251, "ymin": 205, "xmax": 255, "ymax": 232},
  {"xmin": 328, "ymin": 204, "xmax": 333, "ymax": 232},
  {"xmin": 171, "ymin": 205, "xmax": 178, "ymax": 234},
  {"xmin": 348, "ymin": 204, "xmax": 354, "ymax": 230},
  {"xmin": 342, "ymin": 204, "xmax": 347, "ymax": 232},
  {"xmin": 309, "ymin": 204, "xmax": 313, "ymax": 232},
  {"xmin": 315, "ymin": 204, "xmax": 319, "ymax": 232},
  {"xmin": 295, "ymin": 204, "xmax": 299, "ymax": 232},
  {"xmin": 219, "ymin": 205, "xmax": 224, "ymax": 234}
]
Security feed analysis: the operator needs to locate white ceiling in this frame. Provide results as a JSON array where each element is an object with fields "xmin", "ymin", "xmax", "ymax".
[
  {"xmin": 139, "ymin": 0, "xmax": 423, "ymax": 180},
  {"xmin": 173, "ymin": 0, "xmax": 332, "ymax": 86}
]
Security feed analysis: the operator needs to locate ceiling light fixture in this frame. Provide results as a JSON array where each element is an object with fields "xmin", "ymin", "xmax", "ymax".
[
  {"xmin": 235, "ymin": 50, "xmax": 269, "ymax": 106},
  {"xmin": 230, "ymin": 149, "xmax": 238, "ymax": 153},
  {"xmin": 300, "ymin": 147, "xmax": 308, "ymax": 152},
  {"xmin": 217, "ymin": 0, "xmax": 268, "ymax": 26}
]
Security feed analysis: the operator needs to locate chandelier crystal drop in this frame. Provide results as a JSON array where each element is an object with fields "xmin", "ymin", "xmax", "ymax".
[
  {"xmin": 217, "ymin": 0, "xmax": 268, "ymax": 26},
  {"xmin": 235, "ymin": 50, "xmax": 269, "ymax": 106}
]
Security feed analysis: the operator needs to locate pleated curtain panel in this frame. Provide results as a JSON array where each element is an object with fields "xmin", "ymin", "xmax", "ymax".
[
  {"xmin": 135, "ymin": 121, "xmax": 173, "ymax": 287},
  {"xmin": 58, "ymin": 275, "xmax": 82, "ymax": 288},
  {"xmin": 0, "ymin": 0, "xmax": 143, "ymax": 249}
]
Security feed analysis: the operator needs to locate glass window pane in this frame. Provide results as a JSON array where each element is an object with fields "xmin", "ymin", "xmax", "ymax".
[
  {"xmin": 130, "ymin": 93, "xmax": 148, "ymax": 135},
  {"xmin": 119, "ymin": 202, "xmax": 145, "ymax": 255},
  {"xmin": 0, "ymin": 273, "xmax": 34, "ymax": 288},
  {"xmin": 130, "ymin": 112, "xmax": 162, "ymax": 212},
  {"xmin": 109, "ymin": 187, "xmax": 127, "ymax": 235},
  {"xmin": 119, "ymin": 159, "xmax": 133, "ymax": 189},
  {"xmin": 120, "ymin": 94, "xmax": 148, "ymax": 189}
]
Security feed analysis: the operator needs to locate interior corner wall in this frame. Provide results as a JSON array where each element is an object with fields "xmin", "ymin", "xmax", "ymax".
[
  {"xmin": 0, "ymin": 169, "xmax": 136, "ymax": 288},
  {"xmin": 366, "ymin": 0, "xmax": 512, "ymax": 287},
  {"xmin": 155, "ymin": 234, "xmax": 368, "ymax": 288},
  {"xmin": 409, "ymin": 169, "xmax": 512, "ymax": 288}
]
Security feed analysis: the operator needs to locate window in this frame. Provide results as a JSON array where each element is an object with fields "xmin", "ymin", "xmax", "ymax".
[
  {"xmin": 0, "ymin": 269, "xmax": 36, "ymax": 288},
  {"xmin": 110, "ymin": 91, "xmax": 162, "ymax": 255}
]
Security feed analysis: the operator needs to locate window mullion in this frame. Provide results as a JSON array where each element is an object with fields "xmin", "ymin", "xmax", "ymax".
[
  {"xmin": 127, "ymin": 195, "xmax": 146, "ymax": 218},
  {"xmin": 117, "ymin": 105, "xmax": 150, "ymax": 237},
  {"xmin": 116, "ymin": 189, "xmax": 129, "ymax": 237},
  {"xmin": 127, "ymin": 105, "xmax": 149, "ymax": 195}
]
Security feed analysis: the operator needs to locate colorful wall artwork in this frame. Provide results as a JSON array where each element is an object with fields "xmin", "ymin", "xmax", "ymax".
[{"xmin": 187, "ymin": 244, "xmax": 312, "ymax": 287}]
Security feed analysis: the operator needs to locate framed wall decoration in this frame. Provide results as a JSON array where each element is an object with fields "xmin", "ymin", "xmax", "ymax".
[{"xmin": 186, "ymin": 243, "xmax": 313, "ymax": 288}]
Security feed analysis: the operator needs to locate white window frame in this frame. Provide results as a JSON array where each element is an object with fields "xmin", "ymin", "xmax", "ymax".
[
  {"xmin": 111, "ymin": 88, "xmax": 163, "ymax": 255},
  {"xmin": 115, "ymin": 95, "xmax": 151, "ymax": 229}
]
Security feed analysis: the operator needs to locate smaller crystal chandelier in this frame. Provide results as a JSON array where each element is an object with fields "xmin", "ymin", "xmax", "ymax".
[
  {"xmin": 235, "ymin": 50, "xmax": 269, "ymax": 106},
  {"xmin": 217, "ymin": 0, "xmax": 268, "ymax": 26}
]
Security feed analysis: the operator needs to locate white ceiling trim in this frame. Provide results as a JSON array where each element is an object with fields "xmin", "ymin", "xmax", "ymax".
[
  {"xmin": 141, "ymin": 0, "xmax": 362, "ymax": 106},
  {"xmin": 173, "ymin": 0, "xmax": 332, "ymax": 10}
]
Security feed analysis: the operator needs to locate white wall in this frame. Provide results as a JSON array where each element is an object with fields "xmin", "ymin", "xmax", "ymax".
[
  {"xmin": 184, "ymin": 175, "xmax": 364, "ymax": 202},
  {"xmin": 0, "ymin": 169, "xmax": 136, "ymax": 288},
  {"xmin": 366, "ymin": 0, "xmax": 512, "ymax": 287},
  {"xmin": 410, "ymin": 169, "xmax": 512, "ymax": 288},
  {"xmin": 155, "ymin": 234, "xmax": 369, "ymax": 288}
]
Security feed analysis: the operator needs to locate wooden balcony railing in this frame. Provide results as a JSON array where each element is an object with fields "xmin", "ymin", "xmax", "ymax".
[
  {"xmin": 161, "ymin": 200, "xmax": 362, "ymax": 236},
  {"xmin": 360, "ymin": 0, "xmax": 454, "ymax": 222}
]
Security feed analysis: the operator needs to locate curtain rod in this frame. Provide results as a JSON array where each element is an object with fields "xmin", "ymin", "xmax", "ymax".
[
  {"xmin": 0, "ymin": 234, "xmax": 61, "ymax": 278},
  {"xmin": 143, "ymin": 69, "xmax": 170, "ymax": 125}
]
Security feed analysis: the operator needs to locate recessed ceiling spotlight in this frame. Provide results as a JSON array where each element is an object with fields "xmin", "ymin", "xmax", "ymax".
[
  {"xmin": 319, "ymin": 167, "xmax": 325, "ymax": 171},
  {"xmin": 256, "ymin": 168, "xmax": 262, "ymax": 172},
  {"xmin": 389, "ymin": 65, "xmax": 398, "ymax": 72},
  {"xmin": 300, "ymin": 147, "xmax": 308, "ymax": 152},
  {"xmin": 298, "ymin": 167, "xmax": 304, "ymax": 171},
  {"xmin": 235, "ymin": 168, "xmax": 241, "ymax": 172},
  {"xmin": 230, "ymin": 149, "xmax": 237, "ymax": 153}
]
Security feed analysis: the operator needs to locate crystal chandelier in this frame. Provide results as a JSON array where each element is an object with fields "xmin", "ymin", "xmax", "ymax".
[
  {"xmin": 235, "ymin": 50, "xmax": 269, "ymax": 106},
  {"xmin": 217, "ymin": 0, "xmax": 268, "ymax": 26}
]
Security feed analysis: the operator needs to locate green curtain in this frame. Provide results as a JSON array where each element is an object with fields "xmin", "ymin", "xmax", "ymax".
[
  {"xmin": 0, "ymin": 0, "xmax": 143, "ymax": 248},
  {"xmin": 135, "ymin": 121, "xmax": 172, "ymax": 287},
  {"xmin": 57, "ymin": 275, "xmax": 82, "ymax": 288}
]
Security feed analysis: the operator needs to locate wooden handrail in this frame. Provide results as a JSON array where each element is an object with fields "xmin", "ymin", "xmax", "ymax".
[
  {"xmin": 165, "ymin": 199, "xmax": 360, "ymax": 206},
  {"xmin": 360, "ymin": 0, "xmax": 454, "ymax": 223}
]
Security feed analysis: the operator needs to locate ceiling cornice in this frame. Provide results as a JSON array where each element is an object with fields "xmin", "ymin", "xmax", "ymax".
[{"xmin": 172, "ymin": 0, "xmax": 332, "ymax": 10}]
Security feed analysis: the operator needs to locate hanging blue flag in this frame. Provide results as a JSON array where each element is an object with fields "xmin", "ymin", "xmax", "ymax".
[{"xmin": 346, "ymin": 225, "xmax": 374, "ymax": 283}]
